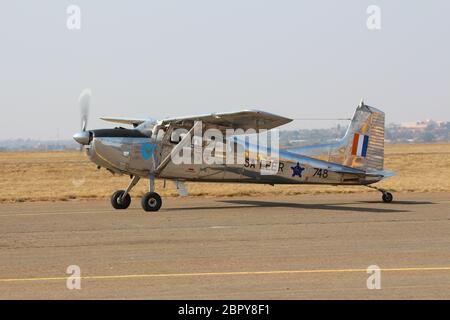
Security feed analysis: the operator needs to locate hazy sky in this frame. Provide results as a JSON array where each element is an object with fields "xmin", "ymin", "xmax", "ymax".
[{"xmin": 1, "ymin": 1, "xmax": 449, "ymax": 139}]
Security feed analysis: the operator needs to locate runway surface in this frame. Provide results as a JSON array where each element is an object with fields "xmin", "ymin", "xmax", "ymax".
[{"xmin": 0, "ymin": 192, "xmax": 450, "ymax": 299}]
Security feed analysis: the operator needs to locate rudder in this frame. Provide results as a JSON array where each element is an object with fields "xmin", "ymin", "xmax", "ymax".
[{"xmin": 340, "ymin": 101, "xmax": 385, "ymax": 171}]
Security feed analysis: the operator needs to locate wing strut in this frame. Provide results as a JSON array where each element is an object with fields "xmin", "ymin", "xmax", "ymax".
[{"xmin": 154, "ymin": 121, "xmax": 202, "ymax": 175}]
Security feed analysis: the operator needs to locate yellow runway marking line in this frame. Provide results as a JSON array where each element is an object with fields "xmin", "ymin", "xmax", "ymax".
[{"xmin": 2, "ymin": 266, "xmax": 450, "ymax": 283}]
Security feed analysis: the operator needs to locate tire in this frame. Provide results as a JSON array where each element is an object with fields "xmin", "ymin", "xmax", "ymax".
[
  {"xmin": 111, "ymin": 190, "xmax": 131, "ymax": 209},
  {"xmin": 382, "ymin": 192, "xmax": 393, "ymax": 203},
  {"xmin": 141, "ymin": 192, "xmax": 162, "ymax": 212}
]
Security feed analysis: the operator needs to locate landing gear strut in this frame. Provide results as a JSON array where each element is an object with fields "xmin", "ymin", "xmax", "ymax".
[
  {"xmin": 110, "ymin": 174, "xmax": 163, "ymax": 212},
  {"xmin": 367, "ymin": 185, "xmax": 394, "ymax": 203},
  {"xmin": 141, "ymin": 174, "xmax": 162, "ymax": 212}
]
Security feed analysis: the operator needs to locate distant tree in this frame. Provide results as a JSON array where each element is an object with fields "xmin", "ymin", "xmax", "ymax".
[{"xmin": 420, "ymin": 130, "xmax": 436, "ymax": 143}]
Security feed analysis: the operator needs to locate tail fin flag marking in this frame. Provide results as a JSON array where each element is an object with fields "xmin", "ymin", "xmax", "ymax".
[
  {"xmin": 361, "ymin": 135, "xmax": 369, "ymax": 157},
  {"xmin": 352, "ymin": 133, "xmax": 370, "ymax": 157}
]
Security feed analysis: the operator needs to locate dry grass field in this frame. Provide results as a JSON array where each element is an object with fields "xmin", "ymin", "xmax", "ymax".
[{"xmin": 0, "ymin": 144, "xmax": 449, "ymax": 203}]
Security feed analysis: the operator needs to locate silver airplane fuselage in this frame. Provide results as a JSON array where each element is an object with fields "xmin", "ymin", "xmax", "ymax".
[{"xmin": 85, "ymin": 128, "xmax": 381, "ymax": 187}]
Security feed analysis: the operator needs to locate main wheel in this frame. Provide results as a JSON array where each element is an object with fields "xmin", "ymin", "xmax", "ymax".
[
  {"xmin": 111, "ymin": 190, "xmax": 131, "ymax": 209},
  {"xmin": 141, "ymin": 192, "xmax": 162, "ymax": 212},
  {"xmin": 382, "ymin": 192, "xmax": 393, "ymax": 203}
]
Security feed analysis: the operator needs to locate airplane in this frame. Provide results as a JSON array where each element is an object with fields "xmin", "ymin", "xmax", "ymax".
[{"xmin": 73, "ymin": 94, "xmax": 395, "ymax": 212}]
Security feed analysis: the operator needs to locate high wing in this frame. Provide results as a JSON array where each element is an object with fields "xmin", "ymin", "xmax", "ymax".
[
  {"xmin": 100, "ymin": 110, "xmax": 292, "ymax": 131},
  {"xmin": 159, "ymin": 110, "xmax": 293, "ymax": 131},
  {"xmin": 100, "ymin": 117, "xmax": 148, "ymax": 127}
]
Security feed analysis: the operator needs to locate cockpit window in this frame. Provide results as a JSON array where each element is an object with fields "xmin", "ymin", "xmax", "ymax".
[
  {"xmin": 136, "ymin": 120, "xmax": 156, "ymax": 137},
  {"xmin": 156, "ymin": 129, "xmax": 166, "ymax": 141}
]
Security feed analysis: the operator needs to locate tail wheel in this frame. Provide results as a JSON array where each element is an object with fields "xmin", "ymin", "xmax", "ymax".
[
  {"xmin": 111, "ymin": 190, "xmax": 131, "ymax": 209},
  {"xmin": 141, "ymin": 192, "xmax": 162, "ymax": 212},
  {"xmin": 382, "ymin": 192, "xmax": 393, "ymax": 203}
]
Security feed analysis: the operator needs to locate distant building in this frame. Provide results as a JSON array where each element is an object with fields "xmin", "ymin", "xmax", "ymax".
[
  {"xmin": 401, "ymin": 120, "xmax": 428, "ymax": 129},
  {"xmin": 400, "ymin": 119, "xmax": 445, "ymax": 130}
]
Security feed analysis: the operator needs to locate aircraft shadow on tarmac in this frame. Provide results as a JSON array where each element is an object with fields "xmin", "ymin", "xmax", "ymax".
[
  {"xmin": 164, "ymin": 200, "xmax": 424, "ymax": 213},
  {"xmin": 219, "ymin": 200, "xmax": 410, "ymax": 213},
  {"xmin": 358, "ymin": 200, "xmax": 434, "ymax": 205}
]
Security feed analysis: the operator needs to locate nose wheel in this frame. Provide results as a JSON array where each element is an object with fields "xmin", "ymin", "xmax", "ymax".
[
  {"xmin": 111, "ymin": 175, "xmax": 140, "ymax": 210},
  {"xmin": 111, "ymin": 190, "xmax": 131, "ymax": 209}
]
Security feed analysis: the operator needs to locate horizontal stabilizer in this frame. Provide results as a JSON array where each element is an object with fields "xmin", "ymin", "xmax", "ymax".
[{"xmin": 365, "ymin": 170, "xmax": 396, "ymax": 179}]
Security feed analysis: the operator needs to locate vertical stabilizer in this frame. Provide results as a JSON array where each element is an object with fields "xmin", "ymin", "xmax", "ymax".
[
  {"xmin": 339, "ymin": 101, "xmax": 385, "ymax": 171},
  {"xmin": 285, "ymin": 100, "xmax": 386, "ymax": 172}
]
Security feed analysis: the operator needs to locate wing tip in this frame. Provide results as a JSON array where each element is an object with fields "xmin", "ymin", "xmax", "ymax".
[{"xmin": 100, "ymin": 117, "xmax": 148, "ymax": 126}]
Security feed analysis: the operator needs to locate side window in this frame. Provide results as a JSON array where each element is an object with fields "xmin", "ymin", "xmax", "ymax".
[
  {"xmin": 156, "ymin": 129, "xmax": 166, "ymax": 142},
  {"xmin": 170, "ymin": 129, "xmax": 188, "ymax": 144}
]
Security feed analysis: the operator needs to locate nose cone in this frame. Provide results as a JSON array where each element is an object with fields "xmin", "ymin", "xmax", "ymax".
[{"xmin": 73, "ymin": 131, "xmax": 91, "ymax": 145}]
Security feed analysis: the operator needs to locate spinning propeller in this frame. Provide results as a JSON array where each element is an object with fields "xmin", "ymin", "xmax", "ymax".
[{"xmin": 73, "ymin": 89, "xmax": 93, "ymax": 150}]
